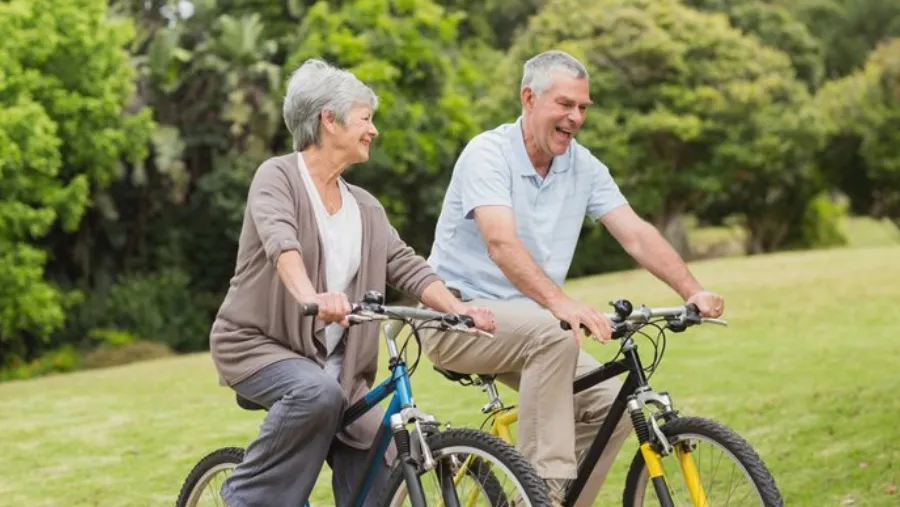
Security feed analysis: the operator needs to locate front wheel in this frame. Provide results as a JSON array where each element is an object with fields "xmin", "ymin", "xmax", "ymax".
[
  {"xmin": 622, "ymin": 416, "xmax": 783, "ymax": 507},
  {"xmin": 378, "ymin": 427, "xmax": 551, "ymax": 507}
]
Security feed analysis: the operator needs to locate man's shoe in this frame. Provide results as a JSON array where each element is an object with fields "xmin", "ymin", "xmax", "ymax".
[{"xmin": 545, "ymin": 478, "xmax": 567, "ymax": 507}]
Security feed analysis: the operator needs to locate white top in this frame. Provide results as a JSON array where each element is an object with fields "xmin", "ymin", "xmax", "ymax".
[{"xmin": 297, "ymin": 153, "xmax": 362, "ymax": 379}]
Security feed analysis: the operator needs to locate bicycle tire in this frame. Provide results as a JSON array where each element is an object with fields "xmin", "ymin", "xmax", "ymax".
[
  {"xmin": 175, "ymin": 447, "xmax": 244, "ymax": 507},
  {"xmin": 377, "ymin": 427, "xmax": 551, "ymax": 507},
  {"xmin": 621, "ymin": 416, "xmax": 783, "ymax": 507}
]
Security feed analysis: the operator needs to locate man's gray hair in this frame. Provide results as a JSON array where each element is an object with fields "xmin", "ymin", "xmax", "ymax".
[
  {"xmin": 282, "ymin": 58, "xmax": 379, "ymax": 151},
  {"xmin": 520, "ymin": 50, "xmax": 589, "ymax": 97}
]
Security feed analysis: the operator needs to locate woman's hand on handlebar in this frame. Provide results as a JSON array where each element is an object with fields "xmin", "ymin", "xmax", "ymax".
[{"xmin": 301, "ymin": 292, "xmax": 353, "ymax": 325}]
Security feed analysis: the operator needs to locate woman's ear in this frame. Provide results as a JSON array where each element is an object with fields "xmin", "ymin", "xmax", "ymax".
[{"xmin": 320, "ymin": 109, "xmax": 338, "ymax": 135}]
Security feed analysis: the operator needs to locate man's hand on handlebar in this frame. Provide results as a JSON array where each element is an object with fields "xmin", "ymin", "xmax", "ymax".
[
  {"xmin": 457, "ymin": 306, "xmax": 497, "ymax": 334},
  {"xmin": 548, "ymin": 295, "xmax": 613, "ymax": 345},
  {"xmin": 686, "ymin": 290, "xmax": 725, "ymax": 319}
]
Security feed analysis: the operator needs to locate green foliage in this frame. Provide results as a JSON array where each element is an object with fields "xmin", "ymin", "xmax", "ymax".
[
  {"xmin": 60, "ymin": 269, "xmax": 217, "ymax": 353},
  {"xmin": 6, "ymin": 0, "xmax": 900, "ymax": 372},
  {"xmin": 0, "ymin": 345, "xmax": 80, "ymax": 382},
  {"xmin": 817, "ymin": 38, "xmax": 900, "ymax": 230},
  {"xmin": 435, "ymin": 0, "xmax": 547, "ymax": 50},
  {"xmin": 88, "ymin": 328, "xmax": 139, "ymax": 348},
  {"xmin": 0, "ymin": 0, "xmax": 152, "ymax": 359},
  {"xmin": 779, "ymin": 0, "xmax": 900, "ymax": 79},
  {"xmin": 783, "ymin": 192, "xmax": 849, "ymax": 251},
  {"xmin": 283, "ymin": 0, "xmax": 484, "ymax": 254},
  {"xmin": 686, "ymin": 0, "xmax": 825, "ymax": 89}
]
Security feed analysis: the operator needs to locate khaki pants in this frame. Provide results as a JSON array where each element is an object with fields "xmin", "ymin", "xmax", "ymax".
[{"xmin": 421, "ymin": 297, "xmax": 633, "ymax": 507}]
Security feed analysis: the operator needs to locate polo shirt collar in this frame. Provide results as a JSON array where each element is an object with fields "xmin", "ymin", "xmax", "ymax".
[{"xmin": 509, "ymin": 115, "xmax": 572, "ymax": 176}]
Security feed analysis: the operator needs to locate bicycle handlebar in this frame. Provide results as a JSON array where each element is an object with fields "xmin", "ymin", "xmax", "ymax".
[
  {"xmin": 560, "ymin": 298, "xmax": 727, "ymax": 338},
  {"xmin": 300, "ymin": 291, "xmax": 490, "ymax": 338}
]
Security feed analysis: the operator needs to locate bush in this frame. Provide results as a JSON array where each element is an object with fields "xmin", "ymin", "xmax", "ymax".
[
  {"xmin": 56, "ymin": 268, "xmax": 219, "ymax": 353},
  {"xmin": 0, "ymin": 346, "xmax": 80, "ymax": 382},
  {"xmin": 80, "ymin": 341, "xmax": 174, "ymax": 370},
  {"xmin": 783, "ymin": 192, "xmax": 849, "ymax": 251}
]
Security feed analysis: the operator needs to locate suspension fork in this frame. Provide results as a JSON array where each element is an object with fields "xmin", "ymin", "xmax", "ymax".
[{"xmin": 627, "ymin": 396, "xmax": 676, "ymax": 507}]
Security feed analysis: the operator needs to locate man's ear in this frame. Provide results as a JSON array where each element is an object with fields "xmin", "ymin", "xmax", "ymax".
[{"xmin": 520, "ymin": 87, "xmax": 535, "ymax": 112}]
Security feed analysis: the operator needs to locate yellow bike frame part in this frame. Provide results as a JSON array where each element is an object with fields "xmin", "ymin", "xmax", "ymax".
[{"xmin": 677, "ymin": 445, "xmax": 710, "ymax": 507}]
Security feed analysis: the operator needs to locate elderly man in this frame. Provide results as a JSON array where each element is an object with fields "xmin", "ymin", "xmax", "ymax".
[{"xmin": 421, "ymin": 50, "xmax": 725, "ymax": 506}]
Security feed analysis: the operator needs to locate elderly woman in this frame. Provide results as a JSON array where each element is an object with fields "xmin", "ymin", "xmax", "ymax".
[{"xmin": 209, "ymin": 58, "xmax": 495, "ymax": 507}]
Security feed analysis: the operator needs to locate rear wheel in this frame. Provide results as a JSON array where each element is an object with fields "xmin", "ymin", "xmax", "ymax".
[
  {"xmin": 622, "ymin": 416, "xmax": 783, "ymax": 506},
  {"xmin": 175, "ymin": 447, "xmax": 243, "ymax": 507}
]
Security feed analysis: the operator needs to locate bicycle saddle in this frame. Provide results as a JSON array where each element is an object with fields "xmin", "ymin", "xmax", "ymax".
[
  {"xmin": 235, "ymin": 393, "xmax": 267, "ymax": 411},
  {"xmin": 433, "ymin": 365, "xmax": 495, "ymax": 384}
]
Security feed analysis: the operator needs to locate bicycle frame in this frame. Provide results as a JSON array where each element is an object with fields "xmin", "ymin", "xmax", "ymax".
[
  {"xmin": 477, "ymin": 335, "xmax": 708, "ymax": 507},
  {"xmin": 338, "ymin": 308, "xmax": 453, "ymax": 507}
]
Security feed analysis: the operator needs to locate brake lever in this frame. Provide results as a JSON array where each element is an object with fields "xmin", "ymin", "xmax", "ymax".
[
  {"xmin": 347, "ymin": 312, "xmax": 388, "ymax": 325},
  {"xmin": 701, "ymin": 317, "xmax": 728, "ymax": 327},
  {"xmin": 468, "ymin": 328, "xmax": 494, "ymax": 339}
]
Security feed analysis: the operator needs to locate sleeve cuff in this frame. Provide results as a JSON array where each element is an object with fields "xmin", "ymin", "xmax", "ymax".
[
  {"xmin": 409, "ymin": 273, "xmax": 443, "ymax": 300},
  {"xmin": 265, "ymin": 238, "xmax": 302, "ymax": 266},
  {"xmin": 463, "ymin": 198, "xmax": 513, "ymax": 219}
]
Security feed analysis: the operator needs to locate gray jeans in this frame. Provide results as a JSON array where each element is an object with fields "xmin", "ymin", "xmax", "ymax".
[{"xmin": 221, "ymin": 357, "xmax": 392, "ymax": 507}]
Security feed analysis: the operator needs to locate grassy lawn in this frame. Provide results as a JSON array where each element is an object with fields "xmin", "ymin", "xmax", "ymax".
[
  {"xmin": 686, "ymin": 214, "xmax": 900, "ymax": 260},
  {"xmin": 1, "ymin": 245, "xmax": 899, "ymax": 506}
]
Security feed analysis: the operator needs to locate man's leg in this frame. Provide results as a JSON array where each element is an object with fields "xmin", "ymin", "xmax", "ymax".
[
  {"xmin": 486, "ymin": 349, "xmax": 631, "ymax": 505},
  {"xmin": 327, "ymin": 437, "xmax": 393, "ymax": 507},
  {"xmin": 569, "ymin": 351, "xmax": 634, "ymax": 507},
  {"xmin": 220, "ymin": 357, "xmax": 346, "ymax": 507},
  {"xmin": 421, "ymin": 298, "xmax": 581, "ymax": 482}
]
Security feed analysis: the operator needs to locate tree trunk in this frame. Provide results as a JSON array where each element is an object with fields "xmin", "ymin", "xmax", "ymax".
[{"xmin": 655, "ymin": 207, "xmax": 691, "ymax": 260}]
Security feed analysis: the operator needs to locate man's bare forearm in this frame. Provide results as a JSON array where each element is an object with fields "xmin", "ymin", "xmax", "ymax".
[
  {"xmin": 419, "ymin": 281, "xmax": 469, "ymax": 314},
  {"xmin": 626, "ymin": 223, "xmax": 704, "ymax": 300},
  {"xmin": 275, "ymin": 250, "xmax": 318, "ymax": 303},
  {"xmin": 488, "ymin": 239, "xmax": 566, "ymax": 308}
]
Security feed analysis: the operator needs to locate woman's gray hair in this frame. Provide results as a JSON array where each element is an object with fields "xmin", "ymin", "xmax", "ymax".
[
  {"xmin": 282, "ymin": 58, "xmax": 379, "ymax": 151},
  {"xmin": 521, "ymin": 50, "xmax": 589, "ymax": 97}
]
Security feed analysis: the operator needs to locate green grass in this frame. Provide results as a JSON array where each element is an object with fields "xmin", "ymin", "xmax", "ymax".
[
  {"xmin": 1, "ymin": 245, "xmax": 899, "ymax": 506},
  {"xmin": 686, "ymin": 214, "xmax": 900, "ymax": 260},
  {"xmin": 842, "ymin": 216, "xmax": 900, "ymax": 248}
]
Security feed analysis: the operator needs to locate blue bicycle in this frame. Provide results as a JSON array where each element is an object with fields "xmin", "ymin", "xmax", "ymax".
[{"xmin": 175, "ymin": 290, "xmax": 551, "ymax": 507}]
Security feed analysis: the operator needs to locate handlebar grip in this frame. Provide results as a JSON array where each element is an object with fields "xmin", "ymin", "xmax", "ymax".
[
  {"xmin": 559, "ymin": 321, "xmax": 593, "ymax": 337},
  {"xmin": 458, "ymin": 314, "xmax": 475, "ymax": 327},
  {"xmin": 684, "ymin": 303, "xmax": 702, "ymax": 323},
  {"xmin": 299, "ymin": 303, "xmax": 319, "ymax": 316}
]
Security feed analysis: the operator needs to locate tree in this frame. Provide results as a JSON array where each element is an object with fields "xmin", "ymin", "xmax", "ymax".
[
  {"xmin": 686, "ymin": 0, "xmax": 825, "ymax": 89},
  {"xmin": 0, "ymin": 0, "xmax": 152, "ymax": 360},
  {"xmin": 818, "ymin": 38, "xmax": 900, "ymax": 229},
  {"xmin": 777, "ymin": 0, "xmax": 900, "ymax": 80}
]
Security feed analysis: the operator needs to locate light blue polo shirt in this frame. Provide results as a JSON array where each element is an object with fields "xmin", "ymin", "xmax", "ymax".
[{"xmin": 427, "ymin": 116, "xmax": 628, "ymax": 302}]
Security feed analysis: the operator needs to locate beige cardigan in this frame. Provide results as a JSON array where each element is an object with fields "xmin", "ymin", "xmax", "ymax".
[{"xmin": 210, "ymin": 153, "xmax": 441, "ymax": 451}]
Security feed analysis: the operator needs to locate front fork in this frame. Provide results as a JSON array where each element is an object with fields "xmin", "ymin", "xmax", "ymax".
[
  {"xmin": 391, "ymin": 408, "xmax": 442, "ymax": 507},
  {"xmin": 627, "ymin": 390, "xmax": 709, "ymax": 507},
  {"xmin": 393, "ymin": 408, "xmax": 469, "ymax": 507}
]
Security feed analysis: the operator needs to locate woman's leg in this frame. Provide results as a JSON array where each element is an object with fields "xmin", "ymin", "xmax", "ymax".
[
  {"xmin": 221, "ymin": 357, "xmax": 346, "ymax": 507},
  {"xmin": 327, "ymin": 438, "xmax": 393, "ymax": 507}
]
